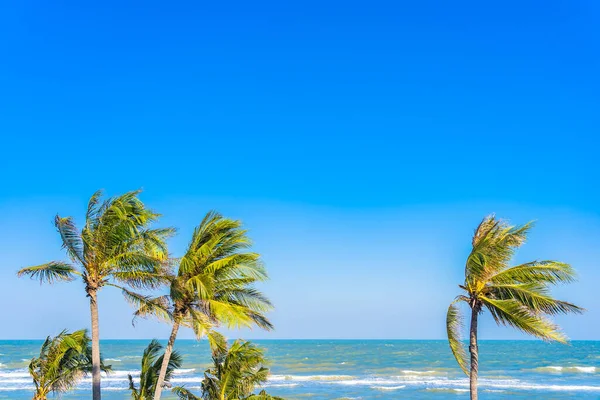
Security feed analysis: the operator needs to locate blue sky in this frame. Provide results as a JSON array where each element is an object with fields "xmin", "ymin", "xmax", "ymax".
[{"xmin": 0, "ymin": 1, "xmax": 598, "ymax": 340}]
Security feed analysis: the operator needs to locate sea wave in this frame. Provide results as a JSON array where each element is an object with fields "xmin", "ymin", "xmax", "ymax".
[
  {"xmin": 1, "ymin": 369, "xmax": 599, "ymax": 394},
  {"xmin": 270, "ymin": 374, "xmax": 356, "ymax": 382},
  {"xmin": 0, "ymin": 371, "xmax": 29, "ymax": 379},
  {"xmin": 174, "ymin": 368, "xmax": 196, "ymax": 374},
  {"xmin": 266, "ymin": 383, "xmax": 299, "ymax": 388},
  {"xmin": 265, "ymin": 374, "xmax": 600, "ymax": 393},
  {"xmin": 426, "ymin": 388, "xmax": 469, "ymax": 393},
  {"xmin": 401, "ymin": 370, "xmax": 439, "ymax": 375},
  {"xmin": 371, "ymin": 385, "xmax": 406, "ymax": 391},
  {"xmin": 535, "ymin": 366, "xmax": 597, "ymax": 374}
]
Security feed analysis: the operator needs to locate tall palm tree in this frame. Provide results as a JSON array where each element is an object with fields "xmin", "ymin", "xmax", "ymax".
[
  {"xmin": 446, "ymin": 215, "xmax": 583, "ymax": 400},
  {"xmin": 172, "ymin": 340, "xmax": 282, "ymax": 400},
  {"xmin": 18, "ymin": 190, "xmax": 174, "ymax": 400},
  {"xmin": 29, "ymin": 329, "xmax": 111, "ymax": 400},
  {"xmin": 132, "ymin": 211, "xmax": 273, "ymax": 400},
  {"xmin": 128, "ymin": 340, "xmax": 183, "ymax": 400}
]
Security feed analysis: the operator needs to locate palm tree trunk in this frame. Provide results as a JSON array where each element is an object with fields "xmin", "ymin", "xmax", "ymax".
[
  {"xmin": 89, "ymin": 290, "xmax": 102, "ymax": 400},
  {"xmin": 469, "ymin": 305, "xmax": 479, "ymax": 400},
  {"xmin": 33, "ymin": 391, "xmax": 47, "ymax": 400},
  {"xmin": 153, "ymin": 321, "xmax": 180, "ymax": 400}
]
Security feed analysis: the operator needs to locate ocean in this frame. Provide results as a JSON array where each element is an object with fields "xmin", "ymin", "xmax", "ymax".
[{"xmin": 0, "ymin": 340, "xmax": 598, "ymax": 399}]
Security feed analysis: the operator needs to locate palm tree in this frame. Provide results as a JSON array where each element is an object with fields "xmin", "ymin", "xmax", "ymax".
[
  {"xmin": 18, "ymin": 190, "xmax": 174, "ymax": 400},
  {"xmin": 128, "ymin": 340, "xmax": 183, "ymax": 400},
  {"xmin": 172, "ymin": 340, "xmax": 282, "ymax": 400},
  {"xmin": 29, "ymin": 329, "xmax": 111, "ymax": 400},
  {"xmin": 173, "ymin": 388, "xmax": 283, "ymax": 400},
  {"xmin": 133, "ymin": 211, "xmax": 273, "ymax": 400},
  {"xmin": 446, "ymin": 215, "xmax": 584, "ymax": 400}
]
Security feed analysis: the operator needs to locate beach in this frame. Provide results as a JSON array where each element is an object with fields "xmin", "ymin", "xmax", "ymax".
[{"xmin": 1, "ymin": 340, "xmax": 598, "ymax": 399}]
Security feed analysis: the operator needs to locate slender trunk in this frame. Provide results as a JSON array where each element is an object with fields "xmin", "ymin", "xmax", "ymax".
[
  {"xmin": 153, "ymin": 321, "xmax": 180, "ymax": 400},
  {"xmin": 469, "ymin": 305, "xmax": 479, "ymax": 400},
  {"xmin": 89, "ymin": 290, "xmax": 102, "ymax": 400}
]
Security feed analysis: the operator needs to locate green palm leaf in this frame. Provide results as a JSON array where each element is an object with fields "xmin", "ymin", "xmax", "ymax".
[
  {"xmin": 491, "ymin": 261, "xmax": 577, "ymax": 284},
  {"xmin": 17, "ymin": 261, "xmax": 78, "ymax": 283},
  {"xmin": 446, "ymin": 300, "xmax": 469, "ymax": 375},
  {"xmin": 480, "ymin": 296, "xmax": 568, "ymax": 343}
]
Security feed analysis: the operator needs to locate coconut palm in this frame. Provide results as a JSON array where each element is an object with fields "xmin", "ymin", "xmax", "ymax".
[
  {"xmin": 18, "ymin": 190, "xmax": 174, "ymax": 400},
  {"xmin": 171, "ymin": 340, "xmax": 282, "ymax": 400},
  {"xmin": 173, "ymin": 388, "xmax": 283, "ymax": 400},
  {"xmin": 128, "ymin": 340, "xmax": 183, "ymax": 400},
  {"xmin": 29, "ymin": 329, "xmax": 111, "ymax": 400},
  {"xmin": 446, "ymin": 215, "xmax": 584, "ymax": 399},
  {"xmin": 132, "ymin": 211, "xmax": 273, "ymax": 400}
]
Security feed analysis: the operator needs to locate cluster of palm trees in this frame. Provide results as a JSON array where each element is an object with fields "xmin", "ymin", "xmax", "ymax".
[
  {"xmin": 126, "ymin": 339, "xmax": 282, "ymax": 400},
  {"xmin": 18, "ymin": 190, "xmax": 583, "ymax": 400},
  {"xmin": 19, "ymin": 190, "xmax": 276, "ymax": 399}
]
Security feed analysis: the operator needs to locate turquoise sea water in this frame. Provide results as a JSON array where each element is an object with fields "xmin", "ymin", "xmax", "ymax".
[{"xmin": 0, "ymin": 340, "xmax": 598, "ymax": 399}]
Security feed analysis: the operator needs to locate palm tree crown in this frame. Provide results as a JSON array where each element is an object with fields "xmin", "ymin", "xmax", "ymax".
[
  {"xmin": 128, "ymin": 340, "xmax": 183, "ymax": 400},
  {"xmin": 17, "ymin": 189, "xmax": 173, "ymax": 293},
  {"xmin": 133, "ymin": 211, "xmax": 273, "ymax": 400},
  {"xmin": 146, "ymin": 210, "xmax": 273, "ymax": 334},
  {"xmin": 29, "ymin": 329, "xmax": 111, "ymax": 400},
  {"xmin": 172, "ymin": 339, "xmax": 282, "ymax": 400},
  {"xmin": 446, "ymin": 215, "xmax": 583, "ymax": 399}
]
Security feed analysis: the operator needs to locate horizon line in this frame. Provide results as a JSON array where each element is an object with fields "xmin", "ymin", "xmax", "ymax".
[{"xmin": 1, "ymin": 338, "xmax": 597, "ymax": 342}]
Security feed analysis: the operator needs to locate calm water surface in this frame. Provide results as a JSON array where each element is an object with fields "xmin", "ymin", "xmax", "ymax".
[{"xmin": 1, "ymin": 340, "xmax": 598, "ymax": 399}]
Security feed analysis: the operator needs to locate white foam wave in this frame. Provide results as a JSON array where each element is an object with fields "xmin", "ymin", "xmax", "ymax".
[
  {"xmin": 371, "ymin": 385, "xmax": 406, "ymax": 391},
  {"xmin": 170, "ymin": 377, "xmax": 203, "ymax": 383},
  {"xmin": 267, "ymin": 374, "xmax": 600, "ymax": 393},
  {"xmin": 267, "ymin": 383, "xmax": 299, "ymax": 388},
  {"xmin": 269, "ymin": 374, "xmax": 356, "ymax": 382},
  {"xmin": 401, "ymin": 370, "xmax": 437, "ymax": 375},
  {"xmin": 535, "ymin": 366, "xmax": 596, "ymax": 373},
  {"xmin": 0, "ymin": 369, "xmax": 599, "ymax": 394},
  {"xmin": 0, "ymin": 371, "xmax": 29, "ymax": 378},
  {"xmin": 0, "ymin": 386, "xmax": 35, "ymax": 391},
  {"xmin": 174, "ymin": 368, "xmax": 196, "ymax": 374},
  {"xmin": 104, "ymin": 370, "xmax": 140, "ymax": 377}
]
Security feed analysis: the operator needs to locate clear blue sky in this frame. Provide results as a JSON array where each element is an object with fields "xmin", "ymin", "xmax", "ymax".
[{"xmin": 0, "ymin": 1, "xmax": 598, "ymax": 340}]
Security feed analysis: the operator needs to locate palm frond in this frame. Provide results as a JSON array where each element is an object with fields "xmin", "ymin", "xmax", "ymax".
[
  {"xmin": 172, "ymin": 386, "xmax": 202, "ymax": 400},
  {"xmin": 488, "ymin": 283, "xmax": 584, "ymax": 315},
  {"xmin": 113, "ymin": 285, "xmax": 173, "ymax": 324},
  {"xmin": 481, "ymin": 296, "xmax": 568, "ymax": 343},
  {"xmin": 446, "ymin": 300, "xmax": 469, "ymax": 375},
  {"xmin": 111, "ymin": 268, "xmax": 170, "ymax": 290},
  {"xmin": 55, "ymin": 215, "xmax": 85, "ymax": 265},
  {"xmin": 206, "ymin": 330, "xmax": 227, "ymax": 355},
  {"xmin": 245, "ymin": 389, "xmax": 285, "ymax": 400},
  {"xmin": 17, "ymin": 262, "xmax": 78, "ymax": 284},
  {"xmin": 491, "ymin": 261, "xmax": 577, "ymax": 284},
  {"xmin": 466, "ymin": 215, "xmax": 532, "ymax": 282}
]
